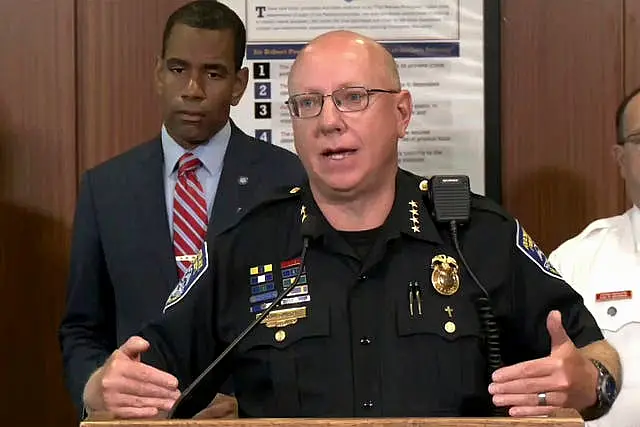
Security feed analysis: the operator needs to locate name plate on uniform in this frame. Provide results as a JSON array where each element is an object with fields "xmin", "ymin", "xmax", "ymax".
[
  {"xmin": 595, "ymin": 290, "xmax": 632, "ymax": 302},
  {"xmin": 259, "ymin": 306, "xmax": 307, "ymax": 328}
]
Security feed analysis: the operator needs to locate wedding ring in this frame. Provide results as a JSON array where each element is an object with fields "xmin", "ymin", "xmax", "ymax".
[{"xmin": 537, "ymin": 392, "xmax": 548, "ymax": 406}]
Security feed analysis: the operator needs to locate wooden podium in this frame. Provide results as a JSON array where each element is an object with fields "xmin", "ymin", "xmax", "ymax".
[{"xmin": 81, "ymin": 415, "xmax": 584, "ymax": 427}]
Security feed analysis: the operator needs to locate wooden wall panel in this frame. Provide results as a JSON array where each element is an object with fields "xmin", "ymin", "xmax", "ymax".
[
  {"xmin": 77, "ymin": 0, "xmax": 192, "ymax": 173},
  {"xmin": 501, "ymin": 0, "xmax": 626, "ymax": 253},
  {"xmin": 0, "ymin": 0, "xmax": 77, "ymax": 425},
  {"xmin": 625, "ymin": 0, "xmax": 640, "ymax": 93}
]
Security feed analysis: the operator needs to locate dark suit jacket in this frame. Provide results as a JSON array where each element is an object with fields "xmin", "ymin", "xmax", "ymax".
[{"xmin": 59, "ymin": 123, "xmax": 304, "ymax": 413}]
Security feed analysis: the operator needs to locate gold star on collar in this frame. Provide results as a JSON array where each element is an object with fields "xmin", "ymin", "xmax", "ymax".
[
  {"xmin": 300, "ymin": 205, "xmax": 308, "ymax": 223},
  {"xmin": 408, "ymin": 200, "xmax": 420, "ymax": 233}
]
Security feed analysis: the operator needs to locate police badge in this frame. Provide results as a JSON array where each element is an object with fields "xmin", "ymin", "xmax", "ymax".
[{"xmin": 430, "ymin": 254, "xmax": 460, "ymax": 296}]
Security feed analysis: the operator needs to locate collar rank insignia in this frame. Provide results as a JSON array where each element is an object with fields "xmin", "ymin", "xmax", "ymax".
[
  {"xmin": 409, "ymin": 200, "xmax": 420, "ymax": 233},
  {"xmin": 164, "ymin": 243, "xmax": 209, "ymax": 313},
  {"xmin": 515, "ymin": 220, "xmax": 563, "ymax": 280},
  {"xmin": 300, "ymin": 204, "xmax": 308, "ymax": 223},
  {"xmin": 430, "ymin": 254, "xmax": 460, "ymax": 296}
]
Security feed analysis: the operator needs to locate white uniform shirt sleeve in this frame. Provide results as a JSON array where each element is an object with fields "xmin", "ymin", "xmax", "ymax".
[{"xmin": 550, "ymin": 212, "xmax": 640, "ymax": 427}]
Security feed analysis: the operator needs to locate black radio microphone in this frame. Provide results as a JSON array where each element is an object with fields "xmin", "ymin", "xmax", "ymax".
[
  {"xmin": 168, "ymin": 215, "xmax": 319, "ymax": 419},
  {"xmin": 428, "ymin": 175, "xmax": 505, "ymax": 416}
]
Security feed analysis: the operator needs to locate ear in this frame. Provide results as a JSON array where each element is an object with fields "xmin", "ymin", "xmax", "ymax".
[
  {"xmin": 230, "ymin": 67, "xmax": 249, "ymax": 106},
  {"xmin": 612, "ymin": 144, "xmax": 626, "ymax": 180},
  {"xmin": 395, "ymin": 90, "xmax": 413, "ymax": 138},
  {"xmin": 153, "ymin": 56, "xmax": 164, "ymax": 96}
]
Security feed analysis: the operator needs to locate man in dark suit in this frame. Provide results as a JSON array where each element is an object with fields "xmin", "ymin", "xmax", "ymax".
[{"xmin": 58, "ymin": 1, "xmax": 303, "ymax": 419}]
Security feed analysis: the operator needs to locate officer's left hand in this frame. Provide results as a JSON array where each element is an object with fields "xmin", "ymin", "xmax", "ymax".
[{"xmin": 488, "ymin": 310, "xmax": 598, "ymax": 417}]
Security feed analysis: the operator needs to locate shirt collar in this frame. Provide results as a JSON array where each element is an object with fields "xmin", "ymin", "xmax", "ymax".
[
  {"xmin": 161, "ymin": 121, "xmax": 231, "ymax": 178},
  {"xmin": 299, "ymin": 169, "xmax": 443, "ymax": 245},
  {"xmin": 385, "ymin": 169, "xmax": 443, "ymax": 244}
]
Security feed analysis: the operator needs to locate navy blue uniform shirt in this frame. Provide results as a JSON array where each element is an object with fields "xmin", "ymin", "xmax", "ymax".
[{"xmin": 141, "ymin": 168, "xmax": 603, "ymax": 418}]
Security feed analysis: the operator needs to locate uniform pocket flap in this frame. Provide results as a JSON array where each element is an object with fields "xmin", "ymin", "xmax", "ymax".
[
  {"xmin": 396, "ymin": 302, "xmax": 481, "ymax": 341},
  {"xmin": 238, "ymin": 307, "xmax": 330, "ymax": 351}
]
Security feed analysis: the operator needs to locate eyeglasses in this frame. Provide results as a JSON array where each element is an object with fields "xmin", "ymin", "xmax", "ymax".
[{"xmin": 285, "ymin": 86, "xmax": 399, "ymax": 119}]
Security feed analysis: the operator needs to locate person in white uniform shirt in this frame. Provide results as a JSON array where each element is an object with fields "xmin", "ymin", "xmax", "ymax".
[{"xmin": 550, "ymin": 88, "xmax": 640, "ymax": 426}]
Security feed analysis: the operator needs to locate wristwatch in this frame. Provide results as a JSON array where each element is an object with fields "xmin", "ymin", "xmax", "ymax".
[{"xmin": 583, "ymin": 359, "xmax": 618, "ymax": 420}]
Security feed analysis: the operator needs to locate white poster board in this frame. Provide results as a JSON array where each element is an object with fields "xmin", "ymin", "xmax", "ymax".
[{"xmin": 222, "ymin": 0, "xmax": 497, "ymax": 197}]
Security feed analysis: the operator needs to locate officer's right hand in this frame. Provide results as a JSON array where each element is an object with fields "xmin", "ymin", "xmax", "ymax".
[{"xmin": 83, "ymin": 336, "xmax": 181, "ymax": 419}]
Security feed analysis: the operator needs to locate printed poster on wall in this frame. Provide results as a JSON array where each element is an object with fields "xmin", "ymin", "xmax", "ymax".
[{"xmin": 222, "ymin": 0, "xmax": 489, "ymax": 195}]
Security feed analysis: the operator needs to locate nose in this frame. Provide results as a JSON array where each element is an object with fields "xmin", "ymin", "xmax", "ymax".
[
  {"xmin": 182, "ymin": 73, "xmax": 205, "ymax": 100},
  {"xmin": 317, "ymin": 96, "xmax": 345, "ymax": 135}
]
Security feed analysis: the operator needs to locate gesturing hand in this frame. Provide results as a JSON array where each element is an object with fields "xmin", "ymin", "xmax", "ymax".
[
  {"xmin": 83, "ymin": 336, "xmax": 181, "ymax": 419},
  {"xmin": 489, "ymin": 311, "xmax": 598, "ymax": 417}
]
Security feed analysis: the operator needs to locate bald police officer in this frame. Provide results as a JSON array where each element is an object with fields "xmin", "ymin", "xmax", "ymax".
[{"xmin": 83, "ymin": 31, "xmax": 621, "ymax": 420}]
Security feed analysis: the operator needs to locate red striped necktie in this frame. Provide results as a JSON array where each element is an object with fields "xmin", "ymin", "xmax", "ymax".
[{"xmin": 173, "ymin": 152, "xmax": 207, "ymax": 278}]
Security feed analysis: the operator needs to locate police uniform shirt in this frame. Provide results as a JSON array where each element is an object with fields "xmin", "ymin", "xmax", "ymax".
[
  {"xmin": 141, "ymin": 169, "xmax": 604, "ymax": 418},
  {"xmin": 550, "ymin": 206, "xmax": 640, "ymax": 427}
]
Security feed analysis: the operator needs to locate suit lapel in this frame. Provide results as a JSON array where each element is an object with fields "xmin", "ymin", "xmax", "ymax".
[
  {"xmin": 209, "ymin": 123, "xmax": 260, "ymax": 235},
  {"xmin": 130, "ymin": 127, "xmax": 260, "ymax": 294},
  {"xmin": 132, "ymin": 139, "xmax": 179, "ymax": 291},
  {"xmin": 128, "ymin": 128, "xmax": 262, "ymax": 293}
]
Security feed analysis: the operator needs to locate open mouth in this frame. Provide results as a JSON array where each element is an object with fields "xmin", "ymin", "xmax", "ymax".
[{"xmin": 322, "ymin": 148, "xmax": 357, "ymax": 160}]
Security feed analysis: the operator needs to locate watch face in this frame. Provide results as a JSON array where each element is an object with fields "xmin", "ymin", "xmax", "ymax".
[{"xmin": 603, "ymin": 376, "xmax": 618, "ymax": 404}]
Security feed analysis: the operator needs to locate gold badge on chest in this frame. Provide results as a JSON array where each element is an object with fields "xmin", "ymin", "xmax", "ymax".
[{"xmin": 430, "ymin": 254, "xmax": 460, "ymax": 296}]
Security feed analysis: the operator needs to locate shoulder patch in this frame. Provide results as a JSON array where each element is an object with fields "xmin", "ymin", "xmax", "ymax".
[
  {"xmin": 515, "ymin": 220, "xmax": 563, "ymax": 280},
  {"xmin": 163, "ymin": 243, "xmax": 209, "ymax": 313}
]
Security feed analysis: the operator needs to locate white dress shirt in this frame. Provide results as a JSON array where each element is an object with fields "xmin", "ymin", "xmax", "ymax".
[
  {"xmin": 550, "ymin": 206, "xmax": 640, "ymax": 427},
  {"xmin": 161, "ymin": 121, "xmax": 231, "ymax": 237}
]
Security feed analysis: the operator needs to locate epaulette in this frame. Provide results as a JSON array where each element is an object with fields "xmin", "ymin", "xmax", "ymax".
[
  {"xmin": 251, "ymin": 184, "xmax": 303, "ymax": 210},
  {"xmin": 217, "ymin": 185, "xmax": 303, "ymax": 236},
  {"xmin": 572, "ymin": 215, "xmax": 619, "ymax": 241},
  {"xmin": 469, "ymin": 193, "xmax": 511, "ymax": 221},
  {"xmin": 408, "ymin": 171, "xmax": 509, "ymax": 222}
]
